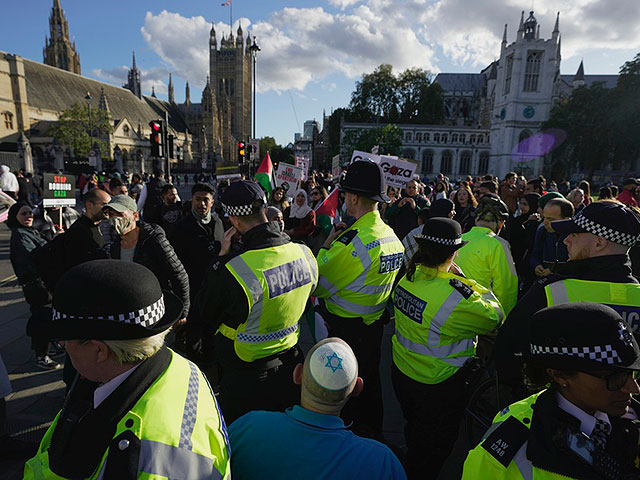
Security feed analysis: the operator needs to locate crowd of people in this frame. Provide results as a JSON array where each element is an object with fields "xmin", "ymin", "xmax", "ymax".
[{"xmin": 2, "ymin": 160, "xmax": 640, "ymax": 479}]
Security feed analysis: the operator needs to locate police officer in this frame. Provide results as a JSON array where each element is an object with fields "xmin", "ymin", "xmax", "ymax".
[
  {"xmin": 494, "ymin": 201, "xmax": 640, "ymax": 387},
  {"xmin": 463, "ymin": 303, "xmax": 640, "ymax": 480},
  {"xmin": 314, "ymin": 159, "xmax": 404, "ymax": 437},
  {"xmin": 392, "ymin": 218, "xmax": 504, "ymax": 479},
  {"xmin": 195, "ymin": 180, "xmax": 318, "ymax": 424},
  {"xmin": 24, "ymin": 260, "xmax": 230, "ymax": 479},
  {"xmin": 455, "ymin": 194, "xmax": 519, "ymax": 315}
]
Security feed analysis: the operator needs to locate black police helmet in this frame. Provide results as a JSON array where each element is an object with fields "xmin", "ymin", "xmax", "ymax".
[{"xmin": 340, "ymin": 160, "xmax": 390, "ymax": 203}]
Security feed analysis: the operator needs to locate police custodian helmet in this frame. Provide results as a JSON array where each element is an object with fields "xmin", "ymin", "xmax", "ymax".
[{"xmin": 340, "ymin": 160, "xmax": 391, "ymax": 203}]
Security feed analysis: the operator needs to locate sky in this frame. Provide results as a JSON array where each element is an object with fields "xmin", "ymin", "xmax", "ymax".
[{"xmin": 1, "ymin": 0, "xmax": 639, "ymax": 146}]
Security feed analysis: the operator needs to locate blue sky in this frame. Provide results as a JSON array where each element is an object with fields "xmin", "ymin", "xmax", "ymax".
[{"xmin": 2, "ymin": 0, "xmax": 639, "ymax": 145}]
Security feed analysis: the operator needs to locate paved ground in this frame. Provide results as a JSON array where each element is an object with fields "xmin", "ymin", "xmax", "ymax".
[{"xmin": 0, "ymin": 195, "xmax": 472, "ymax": 479}]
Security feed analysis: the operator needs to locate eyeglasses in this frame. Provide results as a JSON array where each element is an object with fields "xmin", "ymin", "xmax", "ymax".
[{"xmin": 583, "ymin": 370, "xmax": 639, "ymax": 391}]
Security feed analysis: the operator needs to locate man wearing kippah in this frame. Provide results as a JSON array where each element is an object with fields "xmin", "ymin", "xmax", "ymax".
[
  {"xmin": 193, "ymin": 180, "xmax": 318, "ymax": 424},
  {"xmin": 495, "ymin": 200, "xmax": 640, "ymax": 388},
  {"xmin": 228, "ymin": 338, "xmax": 406, "ymax": 479}
]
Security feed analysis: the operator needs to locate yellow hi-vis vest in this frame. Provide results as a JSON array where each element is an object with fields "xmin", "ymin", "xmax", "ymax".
[
  {"xmin": 392, "ymin": 266, "xmax": 504, "ymax": 384},
  {"xmin": 24, "ymin": 349, "xmax": 231, "ymax": 480},
  {"xmin": 314, "ymin": 210, "xmax": 404, "ymax": 325},
  {"xmin": 218, "ymin": 242, "xmax": 318, "ymax": 362},
  {"xmin": 545, "ymin": 279, "xmax": 640, "ymax": 333}
]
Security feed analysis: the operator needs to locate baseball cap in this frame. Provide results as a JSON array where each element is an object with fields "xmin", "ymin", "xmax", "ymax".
[{"xmin": 104, "ymin": 194, "xmax": 137, "ymax": 213}]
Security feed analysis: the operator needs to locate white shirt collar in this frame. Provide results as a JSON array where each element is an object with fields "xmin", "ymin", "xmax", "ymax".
[
  {"xmin": 556, "ymin": 392, "xmax": 611, "ymax": 436},
  {"xmin": 94, "ymin": 363, "xmax": 141, "ymax": 408}
]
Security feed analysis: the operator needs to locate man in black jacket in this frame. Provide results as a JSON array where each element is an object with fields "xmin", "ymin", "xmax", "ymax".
[{"xmin": 494, "ymin": 200, "xmax": 640, "ymax": 387}]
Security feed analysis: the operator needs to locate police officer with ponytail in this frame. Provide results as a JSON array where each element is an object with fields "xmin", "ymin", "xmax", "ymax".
[
  {"xmin": 391, "ymin": 217, "xmax": 504, "ymax": 479},
  {"xmin": 194, "ymin": 181, "xmax": 318, "ymax": 424}
]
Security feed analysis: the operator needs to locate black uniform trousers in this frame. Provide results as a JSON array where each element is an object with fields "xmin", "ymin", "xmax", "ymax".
[
  {"xmin": 325, "ymin": 313, "xmax": 384, "ymax": 439},
  {"xmin": 392, "ymin": 363, "xmax": 467, "ymax": 480},
  {"xmin": 218, "ymin": 345, "xmax": 303, "ymax": 425}
]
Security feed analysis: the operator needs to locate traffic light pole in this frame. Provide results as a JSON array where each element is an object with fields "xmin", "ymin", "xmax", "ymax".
[{"xmin": 164, "ymin": 111, "xmax": 170, "ymax": 178}]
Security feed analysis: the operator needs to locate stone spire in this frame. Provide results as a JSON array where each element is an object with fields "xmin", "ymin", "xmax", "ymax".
[
  {"xmin": 98, "ymin": 86, "xmax": 110, "ymax": 113},
  {"xmin": 517, "ymin": 10, "xmax": 525, "ymax": 39},
  {"xmin": 502, "ymin": 23, "xmax": 508, "ymax": 44},
  {"xmin": 210, "ymin": 21, "xmax": 217, "ymax": 49},
  {"xmin": 185, "ymin": 81, "xmax": 191, "ymax": 105},
  {"xmin": 124, "ymin": 51, "xmax": 142, "ymax": 99},
  {"xmin": 573, "ymin": 60, "xmax": 585, "ymax": 88},
  {"xmin": 151, "ymin": 86, "xmax": 156, "ymax": 98},
  {"xmin": 553, "ymin": 12, "xmax": 560, "ymax": 34},
  {"xmin": 168, "ymin": 73, "xmax": 175, "ymax": 103},
  {"xmin": 43, "ymin": 0, "xmax": 81, "ymax": 74}
]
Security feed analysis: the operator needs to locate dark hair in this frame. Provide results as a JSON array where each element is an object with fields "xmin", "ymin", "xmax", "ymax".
[
  {"xmin": 406, "ymin": 241, "xmax": 458, "ymax": 282},
  {"xmin": 482, "ymin": 174, "xmax": 494, "ymax": 182},
  {"xmin": 109, "ymin": 177, "xmax": 124, "ymax": 190},
  {"xmin": 547, "ymin": 198, "xmax": 574, "ymax": 219},
  {"xmin": 7, "ymin": 202, "xmax": 31, "ymax": 230},
  {"xmin": 505, "ymin": 172, "xmax": 517, "ymax": 180},
  {"xmin": 522, "ymin": 362, "xmax": 577, "ymax": 393},
  {"xmin": 578, "ymin": 180, "xmax": 591, "ymax": 200},
  {"xmin": 161, "ymin": 184, "xmax": 176, "ymax": 196},
  {"xmin": 480, "ymin": 181, "xmax": 498, "ymax": 193},
  {"xmin": 527, "ymin": 179, "xmax": 543, "ymax": 193},
  {"xmin": 417, "ymin": 207, "xmax": 431, "ymax": 224},
  {"xmin": 610, "ymin": 185, "xmax": 619, "ymax": 197},
  {"xmin": 192, "ymin": 183, "xmax": 214, "ymax": 196},
  {"xmin": 598, "ymin": 186, "xmax": 612, "ymax": 199}
]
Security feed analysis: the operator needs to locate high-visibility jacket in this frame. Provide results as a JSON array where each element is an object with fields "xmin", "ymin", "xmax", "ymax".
[
  {"xmin": 218, "ymin": 241, "xmax": 318, "ymax": 362},
  {"xmin": 24, "ymin": 349, "xmax": 231, "ymax": 479},
  {"xmin": 462, "ymin": 391, "xmax": 570, "ymax": 479},
  {"xmin": 544, "ymin": 278, "xmax": 640, "ymax": 333},
  {"xmin": 392, "ymin": 266, "xmax": 504, "ymax": 384},
  {"xmin": 456, "ymin": 226, "xmax": 518, "ymax": 315},
  {"xmin": 314, "ymin": 210, "xmax": 404, "ymax": 325}
]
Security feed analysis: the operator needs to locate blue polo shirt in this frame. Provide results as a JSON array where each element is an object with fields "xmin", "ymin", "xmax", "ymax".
[{"xmin": 228, "ymin": 405, "xmax": 406, "ymax": 480}]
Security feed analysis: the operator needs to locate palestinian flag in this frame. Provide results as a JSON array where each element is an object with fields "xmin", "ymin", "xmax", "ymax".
[
  {"xmin": 314, "ymin": 187, "xmax": 340, "ymax": 236},
  {"xmin": 254, "ymin": 153, "xmax": 275, "ymax": 196}
]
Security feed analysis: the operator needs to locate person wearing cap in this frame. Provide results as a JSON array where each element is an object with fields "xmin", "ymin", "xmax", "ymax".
[
  {"xmin": 617, "ymin": 178, "xmax": 638, "ymax": 207},
  {"xmin": 385, "ymin": 179, "xmax": 430, "ymax": 240},
  {"xmin": 24, "ymin": 260, "xmax": 230, "ymax": 480},
  {"xmin": 228, "ymin": 338, "xmax": 406, "ymax": 480},
  {"xmin": 104, "ymin": 195, "xmax": 190, "ymax": 326},
  {"xmin": 193, "ymin": 180, "xmax": 318, "ymax": 424},
  {"xmin": 463, "ymin": 303, "xmax": 640, "ymax": 479},
  {"xmin": 392, "ymin": 218, "xmax": 504, "ymax": 479},
  {"xmin": 314, "ymin": 159, "xmax": 404, "ymax": 437},
  {"xmin": 494, "ymin": 200, "xmax": 640, "ymax": 388},
  {"xmin": 455, "ymin": 194, "xmax": 518, "ymax": 315}
]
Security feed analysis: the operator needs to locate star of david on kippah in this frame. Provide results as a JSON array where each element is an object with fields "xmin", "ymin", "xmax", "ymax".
[{"xmin": 325, "ymin": 352, "xmax": 344, "ymax": 372}]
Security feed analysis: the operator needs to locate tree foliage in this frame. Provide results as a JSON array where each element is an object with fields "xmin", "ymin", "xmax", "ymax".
[
  {"xmin": 49, "ymin": 103, "xmax": 112, "ymax": 159},
  {"xmin": 341, "ymin": 124, "xmax": 403, "ymax": 157},
  {"xmin": 259, "ymin": 136, "xmax": 294, "ymax": 166}
]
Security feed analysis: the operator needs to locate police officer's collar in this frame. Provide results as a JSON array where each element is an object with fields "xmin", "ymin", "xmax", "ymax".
[{"xmin": 241, "ymin": 221, "xmax": 290, "ymax": 250}]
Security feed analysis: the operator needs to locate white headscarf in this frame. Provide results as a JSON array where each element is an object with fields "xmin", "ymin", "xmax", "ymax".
[{"xmin": 288, "ymin": 189, "xmax": 313, "ymax": 219}]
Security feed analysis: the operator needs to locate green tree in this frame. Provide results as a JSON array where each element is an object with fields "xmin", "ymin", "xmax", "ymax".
[
  {"xmin": 349, "ymin": 64, "xmax": 399, "ymax": 123},
  {"xmin": 49, "ymin": 103, "xmax": 112, "ymax": 159},
  {"xmin": 259, "ymin": 136, "xmax": 294, "ymax": 167},
  {"xmin": 341, "ymin": 124, "xmax": 403, "ymax": 158},
  {"xmin": 609, "ymin": 53, "xmax": 640, "ymax": 164},
  {"xmin": 327, "ymin": 107, "xmax": 350, "ymax": 159}
]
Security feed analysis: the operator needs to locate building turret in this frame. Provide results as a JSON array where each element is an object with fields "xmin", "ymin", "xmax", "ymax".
[
  {"xmin": 573, "ymin": 60, "xmax": 585, "ymax": 88},
  {"xmin": 210, "ymin": 22, "xmax": 217, "ymax": 49},
  {"xmin": 246, "ymin": 32, "xmax": 252, "ymax": 52},
  {"xmin": 523, "ymin": 11, "xmax": 537, "ymax": 40},
  {"xmin": 124, "ymin": 51, "xmax": 142, "ymax": 99},
  {"xmin": 185, "ymin": 81, "xmax": 191, "ymax": 106},
  {"xmin": 98, "ymin": 86, "xmax": 110, "ymax": 113},
  {"xmin": 151, "ymin": 86, "xmax": 156, "ymax": 98},
  {"xmin": 168, "ymin": 73, "xmax": 175, "ymax": 103},
  {"xmin": 517, "ymin": 10, "xmax": 525, "ymax": 39},
  {"xmin": 552, "ymin": 12, "xmax": 560, "ymax": 41},
  {"xmin": 43, "ymin": 0, "xmax": 81, "ymax": 74}
]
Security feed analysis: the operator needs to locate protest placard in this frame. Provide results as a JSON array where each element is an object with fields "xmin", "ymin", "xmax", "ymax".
[
  {"xmin": 275, "ymin": 164, "xmax": 304, "ymax": 194},
  {"xmin": 43, "ymin": 173, "xmax": 76, "ymax": 207}
]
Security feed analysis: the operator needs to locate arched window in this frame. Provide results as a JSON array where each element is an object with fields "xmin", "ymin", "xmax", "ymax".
[
  {"xmin": 123, "ymin": 125, "xmax": 130, "ymax": 136},
  {"xmin": 3, "ymin": 112, "xmax": 14, "ymax": 130},
  {"xmin": 441, "ymin": 150, "xmax": 452, "ymax": 173},
  {"xmin": 441, "ymin": 134, "xmax": 448, "ymax": 144},
  {"xmin": 434, "ymin": 133, "xmax": 440, "ymax": 143},
  {"xmin": 477, "ymin": 135, "xmax": 484, "ymax": 144},
  {"xmin": 415, "ymin": 132, "xmax": 422, "ymax": 142},
  {"xmin": 518, "ymin": 130, "xmax": 532, "ymax": 153},
  {"xmin": 459, "ymin": 151, "xmax": 472, "ymax": 174},
  {"xmin": 403, "ymin": 148, "xmax": 416, "ymax": 160},
  {"xmin": 478, "ymin": 152, "xmax": 489, "ymax": 174},
  {"xmin": 459, "ymin": 134, "xmax": 465, "ymax": 144},
  {"xmin": 470, "ymin": 134, "xmax": 476, "ymax": 144},
  {"xmin": 424, "ymin": 133, "xmax": 430, "ymax": 142},
  {"xmin": 422, "ymin": 149, "xmax": 434, "ymax": 174},
  {"xmin": 405, "ymin": 131, "xmax": 412, "ymax": 142},
  {"xmin": 524, "ymin": 51, "xmax": 543, "ymax": 92},
  {"xmin": 452, "ymin": 133, "xmax": 458, "ymax": 143}
]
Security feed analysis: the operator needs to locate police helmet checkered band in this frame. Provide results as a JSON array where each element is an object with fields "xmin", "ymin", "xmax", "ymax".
[
  {"xmin": 309, "ymin": 341, "xmax": 357, "ymax": 391},
  {"xmin": 221, "ymin": 202, "xmax": 256, "ymax": 217},
  {"xmin": 52, "ymin": 295, "xmax": 166, "ymax": 328},
  {"xmin": 415, "ymin": 234, "xmax": 463, "ymax": 246},
  {"xmin": 573, "ymin": 210, "xmax": 639, "ymax": 247},
  {"xmin": 530, "ymin": 343, "xmax": 622, "ymax": 365}
]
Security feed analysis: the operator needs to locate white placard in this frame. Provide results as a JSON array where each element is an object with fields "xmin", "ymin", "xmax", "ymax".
[
  {"xmin": 331, "ymin": 155, "xmax": 341, "ymax": 178},
  {"xmin": 295, "ymin": 156, "xmax": 309, "ymax": 181},
  {"xmin": 275, "ymin": 164, "xmax": 304, "ymax": 194},
  {"xmin": 349, "ymin": 150, "xmax": 412, "ymax": 188}
]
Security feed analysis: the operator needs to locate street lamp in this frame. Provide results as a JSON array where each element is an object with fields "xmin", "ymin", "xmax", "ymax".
[
  {"xmin": 84, "ymin": 92, "xmax": 93, "ymax": 154},
  {"xmin": 248, "ymin": 36, "xmax": 261, "ymax": 141}
]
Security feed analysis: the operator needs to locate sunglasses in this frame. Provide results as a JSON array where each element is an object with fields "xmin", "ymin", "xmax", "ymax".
[{"xmin": 583, "ymin": 370, "xmax": 640, "ymax": 391}]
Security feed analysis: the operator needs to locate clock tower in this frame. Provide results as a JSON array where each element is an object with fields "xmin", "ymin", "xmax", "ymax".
[{"xmin": 490, "ymin": 11, "xmax": 561, "ymax": 177}]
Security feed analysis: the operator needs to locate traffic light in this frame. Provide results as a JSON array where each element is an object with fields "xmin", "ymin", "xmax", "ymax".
[
  {"xmin": 238, "ymin": 141, "xmax": 245, "ymax": 164},
  {"xmin": 167, "ymin": 134, "xmax": 175, "ymax": 159},
  {"xmin": 149, "ymin": 120, "xmax": 163, "ymax": 157}
]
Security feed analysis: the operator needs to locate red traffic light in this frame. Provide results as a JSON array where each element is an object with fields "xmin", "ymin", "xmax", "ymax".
[
  {"xmin": 149, "ymin": 121, "xmax": 161, "ymax": 132},
  {"xmin": 238, "ymin": 142, "xmax": 245, "ymax": 148}
]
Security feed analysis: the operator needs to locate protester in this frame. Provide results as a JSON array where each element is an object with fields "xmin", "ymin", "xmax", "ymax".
[
  {"xmin": 525, "ymin": 178, "xmax": 544, "ymax": 195},
  {"xmin": 475, "ymin": 180, "xmax": 498, "ymax": 199},
  {"xmin": 139, "ymin": 170, "xmax": 167, "ymax": 224},
  {"xmin": 108, "ymin": 177, "xmax": 128, "ymax": 196},
  {"xmin": 159, "ymin": 183, "xmax": 184, "ymax": 237},
  {"xmin": 499, "ymin": 171, "xmax": 520, "ymax": 214},
  {"xmin": 510, "ymin": 193, "xmax": 541, "ymax": 289},
  {"xmin": 453, "ymin": 183, "xmax": 477, "ymax": 232},
  {"xmin": 599, "ymin": 186, "xmax": 613, "ymax": 200},
  {"xmin": 283, "ymin": 189, "xmax": 316, "ymax": 243},
  {"xmin": 266, "ymin": 205, "xmax": 285, "ymax": 232},
  {"xmin": 386, "ymin": 180, "xmax": 430, "ymax": 240},
  {"xmin": 464, "ymin": 303, "xmax": 640, "ymax": 479},
  {"xmin": 0, "ymin": 165, "xmax": 19, "ymax": 199},
  {"xmin": 129, "ymin": 173, "xmax": 144, "ymax": 201},
  {"xmin": 429, "ymin": 198, "xmax": 455, "ymax": 219},
  {"xmin": 618, "ymin": 178, "xmax": 638, "ymax": 207},
  {"xmin": 393, "ymin": 218, "xmax": 503, "ymax": 479},
  {"xmin": 310, "ymin": 185, "xmax": 328, "ymax": 209},
  {"xmin": 268, "ymin": 186, "xmax": 289, "ymax": 212},
  {"xmin": 8, "ymin": 203, "xmax": 60, "ymax": 370},
  {"xmin": 430, "ymin": 181, "xmax": 448, "ymax": 203},
  {"xmin": 578, "ymin": 179, "xmax": 593, "ymax": 206},
  {"xmin": 566, "ymin": 187, "xmax": 585, "ymax": 214},
  {"xmin": 32, "ymin": 204, "xmax": 80, "ymax": 241},
  {"xmin": 229, "ymin": 338, "xmax": 406, "ymax": 479},
  {"xmin": 530, "ymin": 197, "xmax": 574, "ymax": 277},
  {"xmin": 23, "ymin": 260, "xmax": 231, "ymax": 479},
  {"xmin": 193, "ymin": 180, "xmax": 318, "ymax": 424}
]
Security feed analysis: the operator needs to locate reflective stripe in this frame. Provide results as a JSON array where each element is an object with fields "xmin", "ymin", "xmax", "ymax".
[
  {"xmin": 482, "ymin": 291, "xmax": 504, "ymax": 324},
  {"xmin": 548, "ymin": 281, "xmax": 570, "ymax": 305},
  {"xmin": 236, "ymin": 323, "xmax": 299, "ymax": 343},
  {"xmin": 328, "ymin": 295, "xmax": 386, "ymax": 315},
  {"xmin": 347, "ymin": 282, "xmax": 394, "ymax": 296},
  {"xmin": 298, "ymin": 244, "xmax": 318, "ymax": 290},
  {"xmin": 428, "ymin": 290, "xmax": 463, "ymax": 346},
  {"xmin": 318, "ymin": 275, "xmax": 339, "ymax": 295},
  {"xmin": 364, "ymin": 235, "xmax": 401, "ymax": 251},
  {"xmin": 227, "ymin": 255, "xmax": 263, "ymax": 333},
  {"xmin": 139, "ymin": 439, "xmax": 223, "ymax": 480},
  {"xmin": 395, "ymin": 329, "xmax": 474, "ymax": 362},
  {"xmin": 178, "ymin": 361, "xmax": 199, "ymax": 450},
  {"xmin": 351, "ymin": 236, "xmax": 372, "ymax": 271},
  {"xmin": 495, "ymin": 235, "xmax": 518, "ymax": 278},
  {"xmin": 513, "ymin": 441, "xmax": 533, "ymax": 480}
]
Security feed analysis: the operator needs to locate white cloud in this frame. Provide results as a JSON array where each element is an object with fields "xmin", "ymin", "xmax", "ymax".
[
  {"xmin": 91, "ymin": 65, "xmax": 170, "ymax": 96},
  {"xmin": 328, "ymin": 0, "xmax": 362, "ymax": 10}
]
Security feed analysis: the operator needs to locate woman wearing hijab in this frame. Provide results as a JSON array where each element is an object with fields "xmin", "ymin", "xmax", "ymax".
[
  {"xmin": 283, "ymin": 189, "xmax": 316, "ymax": 243},
  {"xmin": 511, "ymin": 192, "xmax": 541, "ymax": 294}
]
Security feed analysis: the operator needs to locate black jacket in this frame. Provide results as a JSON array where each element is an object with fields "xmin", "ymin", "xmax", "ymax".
[
  {"xmin": 169, "ymin": 211, "xmax": 223, "ymax": 296},
  {"xmin": 10, "ymin": 227, "xmax": 48, "ymax": 283},
  {"xmin": 494, "ymin": 254, "xmax": 638, "ymax": 385},
  {"xmin": 111, "ymin": 222, "xmax": 190, "ymax": 319},
  {"xmin": 193, "ymin": 222, "xmax": 290, "ymax": 367},
  {"xmin": 62, "ymin": 215, "xmax": 108, "ymax": 271}
]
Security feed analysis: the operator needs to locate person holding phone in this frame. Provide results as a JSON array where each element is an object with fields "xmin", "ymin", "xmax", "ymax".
[{"xmin": 463, "ymin": 302, "xmax": 640, "ymax": 479}]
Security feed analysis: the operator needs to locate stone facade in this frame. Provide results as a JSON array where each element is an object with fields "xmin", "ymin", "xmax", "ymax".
[{"xmin": 43, "ymin": 0, "xmax": 81, "ymax": 75}]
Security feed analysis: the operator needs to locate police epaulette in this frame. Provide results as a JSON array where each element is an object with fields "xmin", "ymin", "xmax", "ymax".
[
  {"xmin": 535, "ymin": 274, "xmax": 563, "ymax": 287},
  {"xmin": 337, "ymin": 229, "xmax": 358, "ymax": 245},
  {"xmin": 481, "ymin": 415, "xmax": 530, "ymax": 468},
  {"xmin": 449, "ymin": 278, "xmax": 474, "ymax": 300}
]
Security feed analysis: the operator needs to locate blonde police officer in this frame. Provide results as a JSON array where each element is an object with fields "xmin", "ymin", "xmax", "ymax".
[
  {"xmin": 392, "ymin": 218, "xmax": 503, "ymax": 479},
  {"xmin": 314, "ymin": 159, "xmax": 404, "ymax": 437}
]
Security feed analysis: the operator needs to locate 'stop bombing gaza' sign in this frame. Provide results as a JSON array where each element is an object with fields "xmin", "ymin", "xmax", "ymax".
[{"xmin": 43, "ymin": 173, "xmax": 77, "ymax": 207}]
